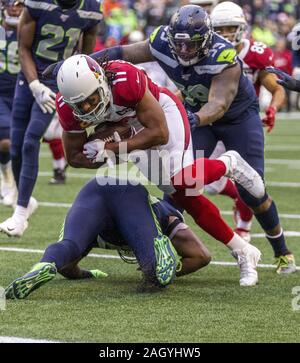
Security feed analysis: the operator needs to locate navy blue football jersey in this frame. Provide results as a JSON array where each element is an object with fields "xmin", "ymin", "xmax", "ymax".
[
  {"xmin": 149, "ymin": 26, "xmax": 258, "ymax": 122},
  {"xmin": 25, "ymin": 0, "xmax": 103, "ymax": 75},
  {"xmin": 0, "ymin": 26, "xmax": 19, "ymax": 97},
  {"xmin": 98, "ymin": 195, "xmax": 184, "ymax": 248}
]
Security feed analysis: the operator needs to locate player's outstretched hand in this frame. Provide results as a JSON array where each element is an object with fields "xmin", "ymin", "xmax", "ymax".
[
  {"xmin": 42, "ymin": 60, "xmax": 64, "ymax": 79},
  {"xmin": 262, "ymin": 106, "xmax": 276, "ymax": 133},
  {"xmin": 266, "ymin": 67, "xmax": 299, "ymax": 91}
]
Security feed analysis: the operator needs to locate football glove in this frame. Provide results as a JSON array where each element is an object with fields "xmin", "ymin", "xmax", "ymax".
[
  {"xmin": 29, "ymin": 80, "xmax": 56, "ymax": 114},
  {"xmin": 89, "ymin": 269, "xmax": 108, "ymax": 278},
  {"xmin": 186, "ymin": 110, "xmax": 200, "ymax": 131},
  {"xmin": 83, "ymin": 139, "xmax": 114, "ymax": 167},
  {"xmin": 266, "ymin": 67, "xmax": 300, "ymax": 92},
  {"xmin": 262, "ymin": 105, "xmax": 277, "ymax": 133}
]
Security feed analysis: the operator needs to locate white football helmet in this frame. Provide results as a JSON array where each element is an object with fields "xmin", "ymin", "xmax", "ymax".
[
  {"xmin": 57, "ymin": 54, "xmax": 111, "ymax": 124},
  {"xmin": 188, "ymin": 0, "xmax": 218, "ymax": 13},
  {"xmin": 189, "ymin": 0, "xmax": 218, "ymax": 5},
  {"xmin": 211, "ymin": 1, "xmax": 247, "ymax": 46}
]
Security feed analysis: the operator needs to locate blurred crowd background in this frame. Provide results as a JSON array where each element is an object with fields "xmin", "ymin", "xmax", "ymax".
[{"xmin": 97, "ymin": 0, "xmax": 300, "ymax": 111}]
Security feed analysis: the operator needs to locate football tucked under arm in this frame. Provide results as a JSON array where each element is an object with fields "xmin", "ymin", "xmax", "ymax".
[
  {"xmin": 84, "ymin": 121, "xmax": 136, "ymax": 165},
  {"xmin": 87, "ymin": 121, "xmax": 135, "ymax": 143}
]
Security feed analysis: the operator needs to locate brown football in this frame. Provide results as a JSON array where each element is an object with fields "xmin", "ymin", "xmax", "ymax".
[{"xmin": 88, "ymin": 121, "xmax": 135, "ymax": 143}]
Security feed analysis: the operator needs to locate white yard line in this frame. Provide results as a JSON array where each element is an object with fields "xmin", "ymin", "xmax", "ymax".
[
  {"xmin": 266, "ymin": 145, "xmax": 300, "ymax": 151},
  {"xmin": 0, "ymin": 246, "xmax": 299, "ymax": 270},
  {"xmin": 265, "ymin": 159, "xmax": 300, "ymax": 165},
  {"xmin": 2, "ymin": 199, "xmax": 300, "ymax": 219},
  {"xmin": 0, "ymin": 336, "xmax": 60, "ymax": 343},
  {"xmin": 267, "ymin": 181, "xmax": 300, "ymax": 187},
  {"xmin": 38, "ymin": 171, "xmax": 300, "ymax": 187}
]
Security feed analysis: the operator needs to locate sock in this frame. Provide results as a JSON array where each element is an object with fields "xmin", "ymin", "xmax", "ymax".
[
  {"xmin": 255, "ymin": 199, "xmax": 290, "ymax": 257},
  {"xmin": 53, "ymin": 157, "xmax": 66, "ymax": 170},
  {"xmin": 172, "ymin": 158, "xmax": 226, "ymax": 190},
  {"xmin": 235, "ymin": 196, "xmax": 253, "ymax": 223},
  {"xmin": 48, "ymin": 139, "xmax": 65, "ymax": 161},
  {"xmin": 227, "ymin": 232, "xmax": 248, "ymax": 251},
  {"xmin": 220, "ymin": 179, "xmax": 238, "ymax": 199},
  {"xmin": 13, "ymin": 205, "xmax": 28, "ymax": 223},
  {"xmin": 172, "ymin": 190, "xmax": 234, "ymax": 244},
  {"xmin": 266, "ymin": 229, "xmax": 290, "ymax": 257}
]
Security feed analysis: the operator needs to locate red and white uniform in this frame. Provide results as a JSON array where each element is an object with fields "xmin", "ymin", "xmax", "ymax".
[
  {"xmin": 56, "ymin": 61, "xmax": 240, "ymax": 248},
  {"xmin": 56, "ymin": 60, "xmax": 193, "ymax": 193},
  {"xmin": 238, "ymin": 39, "xmax": 274, "ymax": 96}
]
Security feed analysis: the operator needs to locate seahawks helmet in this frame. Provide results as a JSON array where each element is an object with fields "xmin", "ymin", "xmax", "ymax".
[{"xmin": 167, "ymin": 5, "xmax": 213, "ymax": 66}]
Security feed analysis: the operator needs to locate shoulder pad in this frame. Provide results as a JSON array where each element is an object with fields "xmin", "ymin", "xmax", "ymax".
[
  {"xmin": 217, "ymin": 48, "xmax": 237, "ymax": 64},
  {"xmin": 149, "ymin": 25, "xmax": 168, "ymax": 45}
]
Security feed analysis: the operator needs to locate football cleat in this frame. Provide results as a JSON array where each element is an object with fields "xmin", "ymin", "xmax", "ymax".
[
  {"xmin": 49, "ymin": 167, "xmax": 67, "ymax": 185},
  {"xmin": 0, "ymin": 216, "xmax": 28, "ymax": 237},
  {"xmin": 154, "ymin": 235, "xmax": 178, "ymax": 286},
  {"xmin": 2, "ymin": 188, "xmax": 17, "ymax": 207},
  {"xmin": 218, "ymin": 150, "xmax": 265, "ymax": 198},
  {"xmin": 0, "ymin": 164, "xmax": 17, "ymax": 207},
  {"xmin": 232, "ymin": 244, "xmax": 261, "ymax": 286},
  {"xmin": 275, "ymin": 254, "xmax": 297, "ymax": 274},
  {"xmin": 5, "ymin": 262, "xmax": 57, "ymax": 300},
  {"xmin": 26, "ymin": 197, "xmax": 38, "ymax": 219}
]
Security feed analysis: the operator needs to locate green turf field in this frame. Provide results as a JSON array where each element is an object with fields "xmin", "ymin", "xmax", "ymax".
[{"xmin": 0, "ymin": 118, "xmax": 300, "ymax": 343}]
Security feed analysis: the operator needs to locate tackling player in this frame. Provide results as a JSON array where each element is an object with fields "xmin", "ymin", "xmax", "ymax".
[
  {"xmin": 60, "ymin": 5, "xmax": 297, "ymax": 273},
  {"xmin": 202, "ymin": 1, "xmax": 287, "ymax": 242},
  {"xmin": 0, "ymin": 0, "xmax": 23, "ymax": 206},
  {"xmin": 5, "ymin": 177, "xmax": 212, "ymax": 299},
  {"xmin": 55, "ymin": 54, "xmax": 263, "ymax": 286},
  {"xmin": 0, "ymin": 0, "xmax": 103, "ymax": 236}
]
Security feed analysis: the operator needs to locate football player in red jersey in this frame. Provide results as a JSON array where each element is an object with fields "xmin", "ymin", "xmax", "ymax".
[
  {"xmin": 205, "ymin": 1, "xmax": 287, "ymax": 243},
  {"xmin": 55, "ymin": 54, "xmax": 265, "ymax": 286}
]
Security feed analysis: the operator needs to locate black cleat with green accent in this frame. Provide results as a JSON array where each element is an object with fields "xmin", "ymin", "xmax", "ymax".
[{"xmin": 5, "ymin": 262, "xmax": 57, "ymax": 299}]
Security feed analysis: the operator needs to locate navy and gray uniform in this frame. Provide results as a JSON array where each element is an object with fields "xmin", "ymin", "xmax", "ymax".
[
  {"xmin": 11, "ymin": 0, "xmax": 103, "ymax": 207},
  {"xmin": 149, "ymin": 27, "xmax": 265, "ymax": 186},
  {"xmin": 0, "ymin": 26, "xmax": 19, "ymax": 143},
  {"xmin": 42, "ymin": 178, "xmax": 184, "ymax": 283}
]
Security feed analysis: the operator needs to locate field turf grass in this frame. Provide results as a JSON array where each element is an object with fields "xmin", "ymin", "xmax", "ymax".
[{"xmin": 0, "ymin": 118, "xmax": 300, "ymax": 342}]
